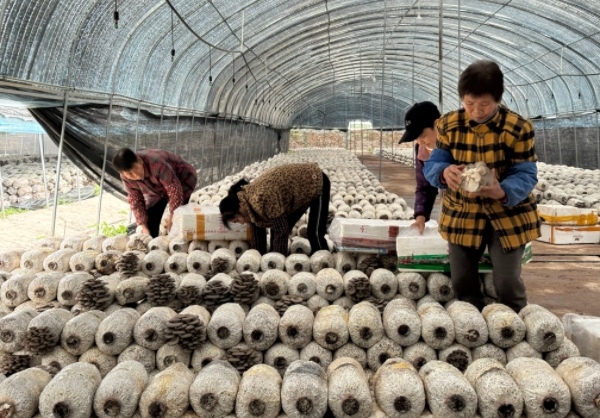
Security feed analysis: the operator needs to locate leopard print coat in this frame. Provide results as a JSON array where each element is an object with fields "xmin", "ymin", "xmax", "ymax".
[{"xmin": 237, "ymin": 163, "xmax": 323, "ymax": 228}]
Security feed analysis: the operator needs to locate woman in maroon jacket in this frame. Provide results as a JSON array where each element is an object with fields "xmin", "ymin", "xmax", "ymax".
[
  {"xmin": 398, "ymin": 101, "xmax": 441, "ymax": 233},
  {"xmin": 112, "ymin": 148, "xmax": 197, "ymax": 237}
]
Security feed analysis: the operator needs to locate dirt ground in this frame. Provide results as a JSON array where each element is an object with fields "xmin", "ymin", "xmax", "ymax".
[
  {"xmin": 1, "ymin": 153, "xmax": 598, "ymax": 319},
  {"xmin": 360, "ymin": 153, "xmax": 600, "ymax": 319}
]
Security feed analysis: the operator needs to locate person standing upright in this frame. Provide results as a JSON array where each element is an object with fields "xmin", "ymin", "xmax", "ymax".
[
  {"xmin": 398, "ymin": 101, "xmax": 441, "ymax": 234},
  {"xmin": 423, "ymin": 60, "xmax": 541, "ymax": 312}
]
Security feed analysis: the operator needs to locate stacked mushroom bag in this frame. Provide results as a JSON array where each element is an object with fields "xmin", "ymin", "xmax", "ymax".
[{"xmin": 0, "ymin": 149, "xmax": 596, "ymax": 417}]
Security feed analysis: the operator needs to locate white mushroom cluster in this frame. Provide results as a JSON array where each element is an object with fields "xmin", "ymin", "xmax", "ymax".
[{"xmin": 460, "ymin": 162, "xmax": 494, "ymax": 193}]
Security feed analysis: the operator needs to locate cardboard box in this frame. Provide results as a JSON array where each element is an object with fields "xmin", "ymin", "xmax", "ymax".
[
  {"xmin": 169, "ymin": 204, "xmax": 251, "ymax": 242},
  {"xmin": 329, "ymin": 218, "xmax": 415, "ymax": 253},
  {"xmin": 397, "ymin": 227, "xmax": 533, "ymax": 272},
  {"xmin": 537, "ymin": 204, "xmax": 598, "ymax": 226},
  {"xmin": 537, "ymin": 223, "xmax": 600, "ymax": 245}
]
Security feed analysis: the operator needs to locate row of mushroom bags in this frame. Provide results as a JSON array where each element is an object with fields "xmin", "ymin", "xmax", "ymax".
[{"xmin": 0, "ymin": 148, "xmax": 598, "ymax": 418}]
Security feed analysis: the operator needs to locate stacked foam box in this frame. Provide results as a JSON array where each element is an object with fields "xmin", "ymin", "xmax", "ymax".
[
  {"xmin": 169, "ymin": 204, "xmax": 251, "ymax": 242},
  {"xmin": 328, "ymin": 218, "xmax": 413, "ymax": 254},
  {"xmin": 537, "ymin": 204, "xmax": 600, "ymax": 244},
  {"xmin": 396, "ymin": 222, "xmax": 532, "ymax": 272}
]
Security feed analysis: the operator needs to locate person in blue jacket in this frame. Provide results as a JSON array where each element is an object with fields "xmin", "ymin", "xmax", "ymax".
[{"xmin": 398, "ymin": 101, "xmax": 441, "ymax": 234}]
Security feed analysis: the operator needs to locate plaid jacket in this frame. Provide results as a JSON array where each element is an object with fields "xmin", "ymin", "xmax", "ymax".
[
  {"xmin": 424, "ymin": 106, "xmax": 541, "ymax": 251},
  {"xmin": 122, "ymin": 149, "xmax": 197, "ymax": 226}
]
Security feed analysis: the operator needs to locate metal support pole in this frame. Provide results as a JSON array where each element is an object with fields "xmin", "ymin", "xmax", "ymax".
[
  {"xmin": 134, "ymin": 101, "xmax": 141, "ymax": 152},
  {"xmin": 391, "ymin": 73, "xmax": 395, "ymax": 155},
  {"xmin": 76, "ymin": 169, "xmax": 81, "ymax": 202},
  {"xmin": 225, "ymin": 116, "xmax": 235, "ymax": 175},
  {"xmin": 457, "ymin": 0, "xmax": 462, "ymax": 107},
  {"xmin": 96, "ymin": 95, "xmax": 114, "ymax": 236},
  {"xmin": 359, "ymin": 56, "xmax": 363, "ymax": 157},
  {"xmin": 217, "ymin": 118, "xmax": 226, "ymax": 180},
  {"xmin": 209, "ymin": 115, "xmax": 215, "ymax": 183},
  {"xmin": 158, "ymin": 106, "xmax": 164, "ymax": 148},
  {"xmin": 438, "ymin": 0, "xmax": 444, "ymax": 112},
  {"xmin": 370, "ymin": 92, "xmax": 374, "ymax": 156},
  {"xmin": 541, "ymin": 117, "xmax": 548, "ymax": 163},
  {"xmin": 574, "ymin": 124, "xmax": 579, "ymax": 168},
  {"xmin": 189, "ymin": 113, "xmax": 195, "ymax": 163},
  {"xmin": 0, "ymin": 164, "xmax": 5, "ymax": 219},
  {"xmin": 412, "ymin": 40, "xmax": 415, "ymax": 103},
  {"xmin": 378, "ymin": 0, "xmax": 386, "ymax": 181},
  {"xmin": 175, "ymin": 108, "xmax": 180, "ymax": 155},
  {"xmin": 38, "ymin": 134, "xmax": 49, "ymax": 208},
  {"xmin": 557, "ymin": 122, "xmax": 563, "ymax": 165},
  {"xmin": 51, "ymin": 91, "xmax": 70, "ymax": 237},
  {"xmin": 597, "ymin": 112, "xmax": 600, "ymax": 169},
  {"xmin": 239, "ymin": 118, "xmax": 247, "ymax": 172},
  {"xmin": 130, "ymin": 100, "xmax": 142, "ymax": 226}
]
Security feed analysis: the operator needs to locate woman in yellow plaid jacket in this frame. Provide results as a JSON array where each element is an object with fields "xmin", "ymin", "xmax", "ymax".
[{"xmin": 424, "ymin": 60, "xmax": 541, "ymax": 313}]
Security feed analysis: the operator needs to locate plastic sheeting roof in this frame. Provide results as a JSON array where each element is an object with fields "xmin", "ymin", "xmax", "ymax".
[{"xmin": 1, "ymin": 0, "xmax": 599, "ymax": 129}]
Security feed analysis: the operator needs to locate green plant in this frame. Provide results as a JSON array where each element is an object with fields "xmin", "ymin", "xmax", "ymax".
[
  {"xmin": 95, "ymin": 221, "xmax": 128, "ymax": 237},
  {"xmin": 94, "ymin": 185, "xmax": 101, "ymax": 196},
  {"xmin": 0, "ymin": 207, "xmax": 28, "ymax": 218},
  {"xmin": 118, "ymin": 209, "xmax": 128, "ymax": 215}
]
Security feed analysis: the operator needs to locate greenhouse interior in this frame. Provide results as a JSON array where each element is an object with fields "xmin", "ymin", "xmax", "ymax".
[{"xmin": 1, "ymin": 1, "xmax": 600, "ymax": 417}]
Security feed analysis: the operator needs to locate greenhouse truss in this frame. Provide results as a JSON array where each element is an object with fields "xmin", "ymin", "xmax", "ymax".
[{"xmin": 0, "ymin": 0, "xmax": 599, "ymax": 201}]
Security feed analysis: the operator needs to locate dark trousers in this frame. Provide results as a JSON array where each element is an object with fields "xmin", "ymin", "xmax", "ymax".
[
  {"xmin": 305, "ymin": 173, "xmax": 331, "ymax": 253},
  {"xmin": 146, "ymin": 199, "xmax": 168, "ymax": 238},
  {"xmin": 271, "ymin": 172, "xmax": 331, "ymax": 254},
  {"xmin": 448, "ymin": 222, "xmax": 527, "ymax": 313},
  {"xmin": 146, "ymin": 196, "xmax": 190, "ymax": 238}
]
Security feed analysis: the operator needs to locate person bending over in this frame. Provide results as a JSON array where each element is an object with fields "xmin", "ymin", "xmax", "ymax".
[
  {"xmin": 112, "ymin": 148, "xmax": 197, "ymax": 237},
  {"xmin": 219, "ymin": 163, "xmax": 330, "ymax": 256},
  {"xmin": 423, "ymin": 60, "xmax": 540, "ymax": 312}
]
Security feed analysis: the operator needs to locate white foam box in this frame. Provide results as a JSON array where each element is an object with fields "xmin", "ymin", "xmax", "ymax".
[
  {"xmin": 538, "ymin": 223, "xmax": 600, "ymax": 245},
  {"xmin": 537, "ymin": 204, "xmax": 598, "ymax": 226},
  {"xmin": 396, "ymin": 224, "xmax": 451, "ymax": 272},
  {"xmin": 169, "ymin": 203, "xmax": 251, "ymax": 242},
  {"xmin": 563, "ymin": 313, "xmax": 600, "ymax": 363},
  {"xmin": 329, "ymin": 218, "xmax": 415, "ymax": 252},
  {"xmin": 396, "ymin": 224, "xmax": 447, "ymax": 255},
  {"xmin": 397, "ymin": 225, "xmax": 533, "ymax": 273}
]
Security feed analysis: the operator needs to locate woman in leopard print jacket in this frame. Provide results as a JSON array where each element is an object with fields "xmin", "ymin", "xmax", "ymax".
[{"xmin": 219, "ymin": 163, "xmax": 331, "ymax": 255}]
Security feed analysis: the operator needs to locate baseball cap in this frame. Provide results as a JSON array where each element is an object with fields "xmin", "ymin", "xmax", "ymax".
[{"xmin": 399, "ymin": 101, "xmax": 441, "ymax": 144}]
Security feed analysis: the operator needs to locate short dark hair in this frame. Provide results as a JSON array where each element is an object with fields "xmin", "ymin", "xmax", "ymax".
[
  {"xmin": 458, "ymin": 60, "xmax": 504, "ymax": 102},
  {"xmin": 112, "ymin": 148, "xmax": 138, "ymax": 172},
  {"xmin": 219, "ymin": 179, "xmax": 249, "ymax": 229}
]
